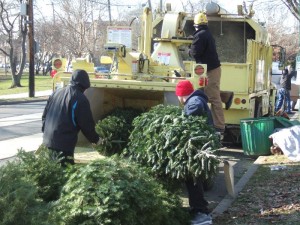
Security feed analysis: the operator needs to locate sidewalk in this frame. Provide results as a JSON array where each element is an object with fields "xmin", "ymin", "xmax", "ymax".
[
  {"xmin": 0, "ymin": 133, "xmax": 43, "ymax": 159},
  {"xmin": 0, "ymin": 90, "xmax": 52, "ymax": 106}
]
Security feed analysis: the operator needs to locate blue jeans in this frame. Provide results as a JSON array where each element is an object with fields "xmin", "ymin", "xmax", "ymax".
[{"xmin": 275, "ymin": 88, "xmax": 291, "ymax": 113}]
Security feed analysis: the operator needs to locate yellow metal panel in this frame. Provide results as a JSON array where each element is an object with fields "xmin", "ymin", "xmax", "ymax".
[
  {"xmin": 224, "ymin": 109, "xmax": 250, "ymax": 124},
  {"xmin": 220, "ymin": 63, "xmax": 249, "ymax": 93},
  {"xmin": 228, "ymin": 94, "xmax": 250, "ymax": 110},
  {"xmin": 161, "ymin": 13, "xmax": 181, "ymax": 39},
  {"xmin": 151, "ymin": 42, "xmax": 184, "ymax": 67},
  {"xmin": 100, "ymin": 56, "xmax": 113, "ymax": 64},
  {"xmin": 72, "ymin": 59, "xmax": 94, "ymax": 73},
  {"xmin": 87, "ymin": 78, "xmax": 177, "ymax": 91},
  {"xmin": 247, "ymin": 40, "xmax": 273, "ymax": 93}
]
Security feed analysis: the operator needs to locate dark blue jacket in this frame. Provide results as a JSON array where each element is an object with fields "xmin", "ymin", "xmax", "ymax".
[
  {"xmin": 42, "ymin": 70, "xmax": 99, "ymax": 153},
  {"xmin": 183, "ymin": 89, "xmax": 214, "ymax": 126},
  {"xmin": 189, "ymin": 25, "xmax": 220, "ymax": 71}
]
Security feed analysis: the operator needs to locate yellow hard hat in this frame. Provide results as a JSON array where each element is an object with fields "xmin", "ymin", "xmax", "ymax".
[{"xmin": 194, "ymin": 12, "xmax": 208, "ymax": 25}]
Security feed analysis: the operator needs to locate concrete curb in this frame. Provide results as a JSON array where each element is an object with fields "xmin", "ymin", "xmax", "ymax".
[
  {"xmin": 211, "ymin": 156, "xmax": 264, "ymax": 218},
  {"xmin": 0, "ymin": 98, "xmax": 48, "ymax": 105},
  {"xmin": 0, "ymin": 90, "xmax": 52, "ymax": 105}
]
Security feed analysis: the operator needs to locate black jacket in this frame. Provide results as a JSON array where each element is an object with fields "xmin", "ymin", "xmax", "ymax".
[
  {"xmin": 189, "ymin": 25, "xmax": 220, "ymax": 71},
  {"xmin": 280, "ymin": 69, "xmax": 297, "ymax": 91},
  {"xmin": 184, "ymin": 89, "xmax": 214, "ymax": 126},
  {"xmin": 42, "ymin": 70, "xmax": 99, "ymax": 153}
]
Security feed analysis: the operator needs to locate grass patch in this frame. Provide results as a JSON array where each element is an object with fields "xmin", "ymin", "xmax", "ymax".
[
  {"xmin": 0, "ymin": 74, "xmax": 52, "ymax": 96},
  {"xmin": 214, "ymin": 155, "xmax": 300, "ymax": 225}
]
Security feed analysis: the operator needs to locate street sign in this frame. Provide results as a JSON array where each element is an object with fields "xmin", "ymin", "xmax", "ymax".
[
  {"xmin": 296, "ymin": 53, "xmax": 300, "ymax": 116},
  {"xmin": 296, "ymin": 53, "xmax": 300, "ymax": 85},
  {"xmin": 296, "ymin": 55, "xmax": 300, "ymax": 71}
]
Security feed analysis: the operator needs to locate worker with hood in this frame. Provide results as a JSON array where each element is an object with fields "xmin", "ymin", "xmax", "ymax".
[{"xmin": 42, "ymin": 69, "xmax": 101, "ymax": 166}]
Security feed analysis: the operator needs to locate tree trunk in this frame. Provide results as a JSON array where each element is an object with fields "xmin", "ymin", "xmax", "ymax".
[
  {"xmin": 10, "ymin": 74, "xmax": 22, "ymax": 88},
  {"xmin": 7, "ymin": 11, "xmax": 28, "ymax": 89}
]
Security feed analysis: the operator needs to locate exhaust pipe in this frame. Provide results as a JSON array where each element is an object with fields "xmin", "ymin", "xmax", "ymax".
[{"xmin": 206, "ymin": 2, "xmax": 229, "ymax": 15}]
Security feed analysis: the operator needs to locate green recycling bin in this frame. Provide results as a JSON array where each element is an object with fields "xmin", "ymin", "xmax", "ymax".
[{"xmin": 240, "ymin": 117, "xmax": 274, "ymax": 156}]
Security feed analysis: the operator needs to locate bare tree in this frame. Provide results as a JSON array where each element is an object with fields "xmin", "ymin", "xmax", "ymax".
[
  {"xmin": 179, "ymin": 0, "xmax": 209, "ymax": 14},
  {"xmin": 267, "ymin": 17, "xmax": 299, "ymax": 62},
  {"xmin": 282, "ymin": 0, "xmax": 300, "ymax": 21},
  {"xmin": 0, "ymin": 0, "xmax": 27, "ymax": 88},
  {"xmin": 251, "ymin": 0, "xmax": 299, "ymax": 62},
  {"xmin": 34, "ymin": 18, "xmax": 64, "ymax": 75},
  {"xmin": 33, "ymin": 3, "xmax": 66, "ymax": 75},
  {"xmin": 254, "ymin": 0, "xmax": 300, "ymax": 22},
  {"xmin": 44, "ymin": 0, "xmax": 141, "ymax": 65}
]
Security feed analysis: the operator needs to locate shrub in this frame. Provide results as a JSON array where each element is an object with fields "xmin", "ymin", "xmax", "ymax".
[
  {"xmin": 17, "ymin": 147, "xmax": 67, "ymax": 202},
  {"xmin": 51, "ymin": 157, "xmax": 190, "ymax": 225},
  {"xmin": 0, "ymin": 148, "xmax": 79, "ymax": 224},
  {"xmin": 0, "ymin": 153, "xmax": 50, "ymax": 224}
]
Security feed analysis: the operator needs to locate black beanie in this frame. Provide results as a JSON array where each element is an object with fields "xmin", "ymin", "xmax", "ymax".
[{"xmin": 70, "ymin": 69, "xmax": 90, "ymax": 91}]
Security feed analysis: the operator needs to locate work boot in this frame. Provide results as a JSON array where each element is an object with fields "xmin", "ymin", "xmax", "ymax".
[
  {"xmin": 191, "ymin": 212, "xmax": 213, "ymax": 225},
  {"xmin": 215, "ymin": 128, "xmax": 225, "ymax": 141},
  {"xmin": 220, "ymin": 91, "xmax": 234, "ymax": 110}
]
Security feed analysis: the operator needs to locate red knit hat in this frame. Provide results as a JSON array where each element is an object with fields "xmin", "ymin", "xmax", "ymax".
[{"xmin": 175, "ymin": 80, "xmax": 194, "ymax": 96}]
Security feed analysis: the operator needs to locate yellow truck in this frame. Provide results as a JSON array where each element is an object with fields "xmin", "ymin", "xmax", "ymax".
[
  {"xmin": 53, "ymin": 2, "xmax": 275, "ymax": 143},
  {"xmin": 204, "ymin": 3, "xmax": 275, "ymax": 142}
]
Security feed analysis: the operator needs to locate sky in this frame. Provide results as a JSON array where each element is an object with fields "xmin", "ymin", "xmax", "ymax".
[
  {"xmin": 36, "ymin": 0, "xmax": 244, "ymax": 18},
  {"xmin": 36, "ymin": 0, "xmax": 297, "ymax": 28}
]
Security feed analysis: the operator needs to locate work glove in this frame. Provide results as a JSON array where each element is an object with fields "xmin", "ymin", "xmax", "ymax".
[
  {"xmin": 97, "ymin": 137, "xmax": 104, "ymax": 145},
  {"xmin": 92, "ymin": 137, "xmax": 104, "ymax": 148}
]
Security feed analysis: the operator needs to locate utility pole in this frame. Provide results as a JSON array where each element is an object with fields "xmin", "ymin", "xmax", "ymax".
[
  {"xmin": 28, "ymin": 0, "xmax": 35, "ymax": 97},
  {"xmin": 52, "ymin": 1, "xmax": 55, "ymax": 23},
  {"xmin": 108, "ymin": 0, "xmax": 112, "ymax": 25},
  {"xmin": 297, "ymin": 2, "xmax": 300, "ymax": 117}
]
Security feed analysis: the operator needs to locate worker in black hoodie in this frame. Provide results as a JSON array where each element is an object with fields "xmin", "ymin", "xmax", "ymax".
[
  {"xmin": 275, "ymin": 68, "xmax": 297, "ymax": 114},
  {"xmin": 189, "ymin": 12, "xmax": 234, "ymax": 140},
  {"xmin": 42, "ymin": 69, "xmax": 100, "ymax": 165}
]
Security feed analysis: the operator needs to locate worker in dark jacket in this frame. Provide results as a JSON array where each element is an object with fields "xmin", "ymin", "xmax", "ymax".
[
  {"xmin": 175, "ymin": 80, "xmax": 213, "ymax": 225},
  {"xmin": 275, "ymin": 68, "xmax": 297, "ymax": 114},
  {"xmin": 189, "ymin": 12, "xmax": 233, "ymax": 138},
  {"xmin": 42, "ymin": 69, "xmax": 100, "ymax": 165}
]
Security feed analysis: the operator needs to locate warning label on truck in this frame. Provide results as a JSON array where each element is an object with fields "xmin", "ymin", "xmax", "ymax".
[
  {"xmin": 157, "ymin": 52, "xmax": 171, "ymax": 65},
  {"xmin": 107, "ymin": 26, "xmax": 132, "ymax": 49}
]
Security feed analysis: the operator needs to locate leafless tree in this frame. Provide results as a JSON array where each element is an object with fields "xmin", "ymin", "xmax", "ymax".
[
  {"xmin": 281, "ymin": 0, "xmax": 300, "ymax": 21},
  {"xmin": 251, "ymin": 0, "xmax": 299, "ymax": 63},
  {"xmin": 45, "ymin": 0, "xmax": 144, "ymax": 65},
  {"xmin": 179, "ymin": 0, "xmax": 210, "ymax": 14},
  {"xmin": 253, "ymin": 0, "xmax": 299, "ymax": 22},
  {"xmin": 33, "ymin": 3, "xmax": 66, "ymax": 75},
  {"xmin": 37, "ymin": 0, "xmax": 107, "ymax": 68},
  {"xmin": 0, "ymin": 0, "xmax": 27, "ymax": 88}
]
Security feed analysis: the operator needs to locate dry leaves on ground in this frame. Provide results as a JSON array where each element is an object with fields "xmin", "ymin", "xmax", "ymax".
[{"xmin": 214, "ymin": 155, "xmax": 300, "ymax": 225}]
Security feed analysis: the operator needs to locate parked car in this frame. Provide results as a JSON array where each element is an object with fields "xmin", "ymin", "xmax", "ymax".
[{"xmin": 95, "ymin": 66, "xmax": 110, "ymax": 73}]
